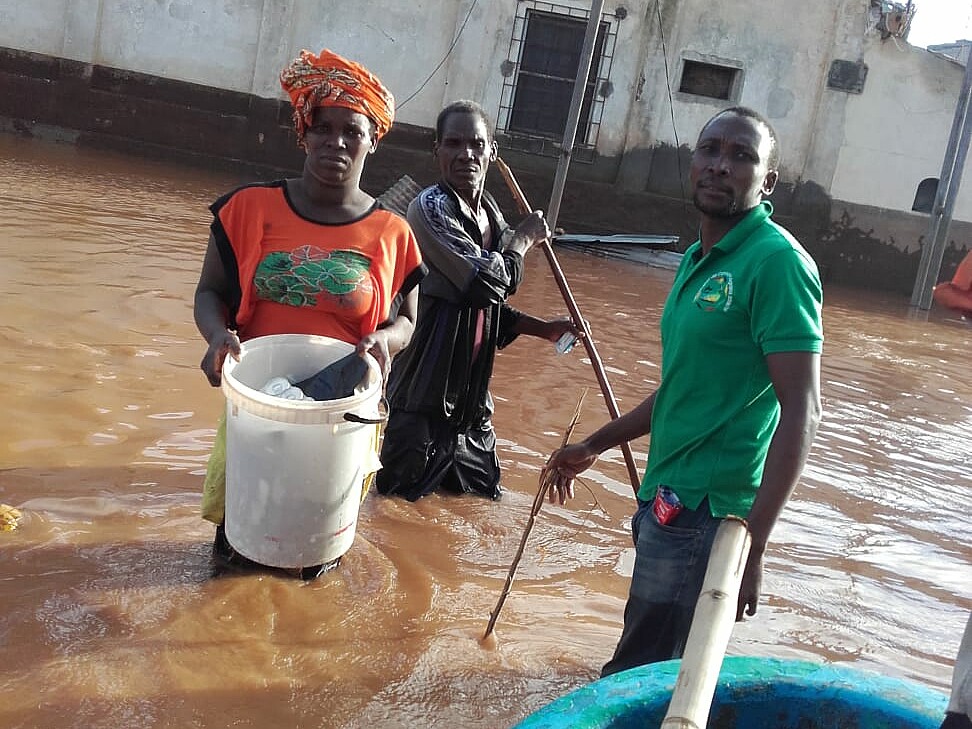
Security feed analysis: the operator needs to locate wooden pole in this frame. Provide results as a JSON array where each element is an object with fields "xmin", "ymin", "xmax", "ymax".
[
  {"xmin": 495, "ymin": 157, "xmax": 641, "ymax": 496},
  {"xmin": 661, "ymin": 517, "xmax": 752, "ymax": 728}
]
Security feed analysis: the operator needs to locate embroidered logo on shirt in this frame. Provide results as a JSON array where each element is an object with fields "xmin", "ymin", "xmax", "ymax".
[
  {"xmin": 254, "ymin": 246, "xmax": 373, "ymax": 307},
  {"xmin": 694, "ymin": 272, "xmax": 733, "ymax": 312}
]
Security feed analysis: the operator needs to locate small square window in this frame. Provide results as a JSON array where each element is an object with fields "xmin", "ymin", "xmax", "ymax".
[
  {"xmin": 679, "ymin": 60, "xmax": 738, "ymax": 100},
  {"xmin": 827, "ymin": 59, "xmax": 868, "ymax": 94}
]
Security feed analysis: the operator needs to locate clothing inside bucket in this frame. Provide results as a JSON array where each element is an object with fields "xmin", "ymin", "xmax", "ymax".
[{"xmin": 259, "ymin": 352, "xmax": 371, "ymax": 401}]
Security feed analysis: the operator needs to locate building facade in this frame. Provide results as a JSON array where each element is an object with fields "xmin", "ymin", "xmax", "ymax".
[{"xmin": 0, "ymin": 0, "xmax": 969, "ymax": 293}]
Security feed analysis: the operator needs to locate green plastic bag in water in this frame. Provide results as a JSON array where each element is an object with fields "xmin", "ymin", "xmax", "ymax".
[{"xmin": 201, "ymin": 415, "xmax": 227, "ymax": 524}]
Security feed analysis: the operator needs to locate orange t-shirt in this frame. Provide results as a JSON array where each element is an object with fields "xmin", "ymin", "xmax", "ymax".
[{"xmin": 210, "ymin": 181, "xmax": 425, "ymax": 344}]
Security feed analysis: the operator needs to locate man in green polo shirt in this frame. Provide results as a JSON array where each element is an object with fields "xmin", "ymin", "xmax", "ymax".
[{"xmin": 544, "ymin": 106, "xmax": 823, "ymax": 675}]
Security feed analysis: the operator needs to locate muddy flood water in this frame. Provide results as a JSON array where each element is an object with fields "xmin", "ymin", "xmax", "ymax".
[{"xmin": 0, "ymin": 135, "xmax": 969, "ymax": 729}]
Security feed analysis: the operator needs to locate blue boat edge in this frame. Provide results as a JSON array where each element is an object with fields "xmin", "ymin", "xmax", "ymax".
[{"xmin": 512, "ymin": 656, "xmax": 949, "ymax": 729}]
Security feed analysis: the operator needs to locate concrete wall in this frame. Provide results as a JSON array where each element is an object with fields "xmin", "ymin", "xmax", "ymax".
[
  {"xmin": 622, "ymin": 0, "xmax": 866, "ymax": 197},
  {"xmin": 0, "ymin": 0, "xmax": 467, "ymax": 126},
  {"xmin": 834, "ymin": 40, "xmax": 972, "ymax": 222},
  {"xmin": 0, "ymin": 0, "xmax": 267, "ymax": 91},
  {"xmin": 0, "ymin": 0, "xmax": 641, "ymax": 152},
  {"xmin": 927, "ymin": 41, "xmax": 971, "ymax": 66},
  {"xmin": 0, "ymin": 1, "xmax": 666, "ymax": 168},
  {"xmin": 0, "ymin": 0, "xmax": 970, "ymax": 295},
  {"xmin": 3, "ymin": 1, "xmax": 971, "ymax": 215},
  {"xmin": 432, "ymin": 0, "xmax": 652, "ymax": 182}
]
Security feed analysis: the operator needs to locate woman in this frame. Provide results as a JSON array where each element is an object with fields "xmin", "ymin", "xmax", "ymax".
[{"xmin": 194, "ymin": 49, "xmax": 426, "ymax": 574}]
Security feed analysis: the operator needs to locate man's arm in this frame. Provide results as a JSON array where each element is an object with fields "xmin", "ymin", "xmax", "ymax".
[
  {"xmin": 543, "ymin": 391, "xmax": 656, "ymax": 503},
  {"xmin": 737, "ymin": 350, "xmax": 822, "ymax": 619},
  {"xmin": 942, "ymin": 612, "xmax": 972, "ymax": 727},
  {"xmin": 406, "ymin": 191, "xmax": 545, "ymax": 307},
  {"xmin": 506, "ymin": 312, "xmax": 580, "ymax": 344}
]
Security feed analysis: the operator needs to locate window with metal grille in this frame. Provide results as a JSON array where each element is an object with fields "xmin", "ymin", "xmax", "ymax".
[
  {"xmin": 509, "ymin": 10, "xmax": 607, "ymax": 138},
  {"xmin": 679, "ymin": 59, "xmax": 739, "ymax": 100},
  {"xmin": 497, "ymin": 3, "xmax": 615, "ymax": 159}
]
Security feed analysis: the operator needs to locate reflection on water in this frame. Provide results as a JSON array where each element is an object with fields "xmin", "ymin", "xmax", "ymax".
[{"xmin": 0, "ymin": 135, "xmax": 969, "ymax": 728}]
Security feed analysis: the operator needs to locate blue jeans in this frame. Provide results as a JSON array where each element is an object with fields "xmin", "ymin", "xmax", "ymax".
[{"xmin": 601, "ymin": 494, "xmax": 722, "ymax": 677}]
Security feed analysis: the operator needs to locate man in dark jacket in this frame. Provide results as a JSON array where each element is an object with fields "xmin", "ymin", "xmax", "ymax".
[{"xmin": 376, "ymin": 100, "xmax": 576, "ymax": 501}]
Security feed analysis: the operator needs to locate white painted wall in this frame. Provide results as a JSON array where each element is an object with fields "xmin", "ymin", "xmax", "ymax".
[
  {"xmin": 0, "ymin": 0, "xmax": 268, "ymax": 90},
  {"xmin": 99, "ymin": 0, "xmax": 266, "ymax": 90},
  {"xmin": 832, "ymin": 39, "xmax": 972, "ymax": 220},
  {"xmin": 438, "ymin": 0, "xmax": 515, "ymax": 131},
  {"xmin": 435, "ymin": 0, "xmax": 646, "ymax": 157},
  {"xmin": 629, "ymin": 0, "xmax": 865, "ymax": 184},
  {"xmin": 0, "ymin": 0, "xmax": 465, "ymax": 127},
  {"xmin": 1, "ymin": 0, "xmax": 970, "ymax": 223},
  {"xmin": 0, "ymin": 0, "xmax": 74, "ymax": 55},
  {"xmin": 0, "ymin": 0, "xmax": 644, "ymax": 154}
]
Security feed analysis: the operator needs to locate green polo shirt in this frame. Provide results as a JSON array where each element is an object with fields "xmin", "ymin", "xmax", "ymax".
[{"xmin": 640, "ymin": 201, "xmax": 823, "ymax": 517}]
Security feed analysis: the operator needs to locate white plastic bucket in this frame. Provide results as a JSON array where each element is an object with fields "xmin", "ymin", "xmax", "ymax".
[{"xmin": 220, "ymin": 334, "xmax": 382, "ymax": 569}]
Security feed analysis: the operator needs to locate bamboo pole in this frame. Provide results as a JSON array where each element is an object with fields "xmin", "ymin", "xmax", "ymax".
[
  {"xmin": 494, "ymin": 157, "xmax": 641, "ymax": 496},
  {"xmin": 661, "ymin": 517, "xmax": 752, "ymax": 728}
]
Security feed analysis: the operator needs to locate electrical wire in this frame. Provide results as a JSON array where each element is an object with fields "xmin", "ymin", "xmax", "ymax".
[
  {"xmin": 654, "ymin": 0, "xmax": 690, "ymax": 210},
  {"xmin": 397, "ymin": 0, "xmax": 480, "ymax": 109}
]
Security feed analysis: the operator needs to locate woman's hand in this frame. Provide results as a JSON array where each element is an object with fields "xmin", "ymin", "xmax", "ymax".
[
  {"xmin": 200, "ymin": 329, "xmax": 241, "ymax": 387},
  {"xmin": 356, "ymin": 330, "xmax": 393, "ymax": 380},
  {"xmin": 357, "ymin": 288, "xmax": 418, "ymax": 380}
]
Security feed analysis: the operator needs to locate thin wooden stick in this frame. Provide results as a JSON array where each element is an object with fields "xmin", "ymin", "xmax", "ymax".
[
  {"xmin": 495, "ymin": 157, "xmax": 641, "ymax": 496},
  {"xmin": 482, "ymin": 389, "xmax": 588, "ymax": 641}
]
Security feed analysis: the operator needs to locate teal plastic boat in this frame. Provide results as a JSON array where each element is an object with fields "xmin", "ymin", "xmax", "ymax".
[{"xmin": 513, "ymin": 656, "xmax": 948, "ymax": 729}]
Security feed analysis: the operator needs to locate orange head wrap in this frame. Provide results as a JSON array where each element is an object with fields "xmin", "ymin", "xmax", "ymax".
[{"xmin": 279, "ymin": 49, "xmax": 395, "ymax": 143}]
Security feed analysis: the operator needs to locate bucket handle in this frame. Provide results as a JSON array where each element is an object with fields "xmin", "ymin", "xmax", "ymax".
[{"xmin": 343, "ymin": 396, "xmax": 389, "ymax": 425}]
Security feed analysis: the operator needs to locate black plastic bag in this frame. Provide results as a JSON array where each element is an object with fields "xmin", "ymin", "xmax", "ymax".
[{"xmin": 295, "ymin": 352, "xmax": 370, "ymax": 401}]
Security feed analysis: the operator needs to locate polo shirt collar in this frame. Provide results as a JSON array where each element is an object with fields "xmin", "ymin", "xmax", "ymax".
[{"xmin": 708, "ymin": 201, "xmax": 774, "ymax": 256}]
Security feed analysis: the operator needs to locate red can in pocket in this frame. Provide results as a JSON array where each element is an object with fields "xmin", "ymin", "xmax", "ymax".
[{"xmin": 652, "ymin": 486, "xmax": 684, "ymax": 525}]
